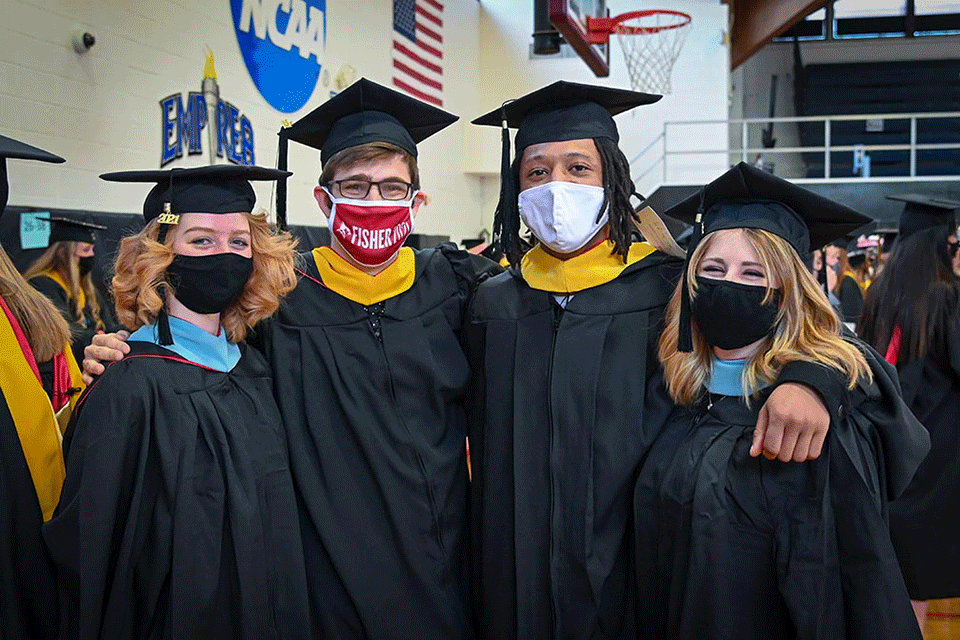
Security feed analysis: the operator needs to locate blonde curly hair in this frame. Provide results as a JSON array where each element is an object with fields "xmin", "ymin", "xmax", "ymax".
[{"xmin": 112, "ymin": 212, "xmax": 298, "ymax": 342}]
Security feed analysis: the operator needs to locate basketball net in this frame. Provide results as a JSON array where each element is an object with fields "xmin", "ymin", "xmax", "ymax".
[{"xmin": 592, "ymin": 10, "xmax": 692, "ymax": 95}]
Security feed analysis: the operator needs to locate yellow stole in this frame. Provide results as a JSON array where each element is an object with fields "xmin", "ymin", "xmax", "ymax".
[
  {"xmin": 42, "ymin": 269, "xmax": 85, "ymax": 311},
  {"xmin": 312, "ymin": 247, "xmax": 416, "ymax": 306},
  {"xmin": 0, "ymin": 307, "xmax": 83, "ymax": 521},
  {"xmin": 520, "ymin": 240, "xmax": 656, "ymax": 294}
]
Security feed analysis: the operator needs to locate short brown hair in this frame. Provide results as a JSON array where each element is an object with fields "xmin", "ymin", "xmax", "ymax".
[
  {"xmin": 112, "ymin": 212, "xmax": 298, "ymax": 342},
  {"xmin": 319, "ymin": 142, "xmax": 420, "ymax": 190}
]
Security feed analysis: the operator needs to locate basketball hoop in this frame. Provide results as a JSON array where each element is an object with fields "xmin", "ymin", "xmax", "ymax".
[{"xmin": 588, "ymin": 10, "xmax": 692, "ymax": 94}]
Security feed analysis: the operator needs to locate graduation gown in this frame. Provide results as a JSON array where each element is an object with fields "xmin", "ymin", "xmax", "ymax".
[
  {"xmin": 43, "ymin": 341, "xmax": 311, "ymax": 640},
  {"xmin": 634, "ymin": 351, "xmax": 929, "ymax": 640},
  {"xmin": 29, "ymin": 273, "xmax": 121, "ymax": 364},
  {"xmin": 253, "ymin": 245, "xmax": 496, "ymax": 640},
  {"xmin": 0, "ymin": 296, "xmax": 82, "ymax": 640},
  {"xmin": 889, "ymin": 308, "xmax": 960, "ymax": 599},
  {"xmin": 466, "ymin": 241, "xmax": 683, "ymax": 640},
  {"xmin": 834, "ymin": 274, "xmax": 864, "ymax": 325}
]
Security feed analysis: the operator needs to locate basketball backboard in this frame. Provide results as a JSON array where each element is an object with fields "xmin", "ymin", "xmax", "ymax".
[{"xmin": 548, "ymin": 0, "xmax": 611, "ymax": 76}]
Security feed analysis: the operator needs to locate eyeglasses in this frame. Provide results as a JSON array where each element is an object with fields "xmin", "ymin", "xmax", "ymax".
[{"xmin": 329, "ymin": 179, "xmax": 413, "ymax": 201}]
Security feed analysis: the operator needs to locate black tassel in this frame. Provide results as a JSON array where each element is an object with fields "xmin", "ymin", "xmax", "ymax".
[
  {"xmin": 277, "ymin": 133, "xmax": 289, "ymax": 231},
  {"xmin": 157, "ymin": 304, "xmax": 173, "ymax": 346},
  {"xmin": 493, "ymin": 101, "xmax": 518, "ymax": 264},
  {"xmin": 677, "ymin": 190, "xmax": 706, "ymax": 352}
]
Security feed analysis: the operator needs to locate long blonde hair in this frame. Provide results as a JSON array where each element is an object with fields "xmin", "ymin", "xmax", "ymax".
[
  {"xmin": 659, "ymin": 228, "xmax": 870, "ymax": 406},
  {"xmin": 0, "ymin": 246, "xmax": 71, "ymax": 362},
  {"xmin": 112, "ymin": 212, "xmax": 298, "ymax": 342},
  {"xmin": 24, "ymin": 241, "xmax": 105, "ymax": 331}
]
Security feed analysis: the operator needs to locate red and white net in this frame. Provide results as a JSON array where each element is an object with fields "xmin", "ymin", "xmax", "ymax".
[{"xmin": 613, "ymin": 11, "xmax": 691, "ymax": 94}]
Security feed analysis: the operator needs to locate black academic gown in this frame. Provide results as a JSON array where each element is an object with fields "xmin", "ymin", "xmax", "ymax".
[
  {"xmin": 889, "ymin": 307, "xmax": 960, "ymax": 600},
  {"xmin": 465, "ymin": 250, "xmax": 683, "ymax": 640},
  {"xmin": 835, "ymin": 275, "xmax": 864, "ymax": 325},
  {"xmin": 43, "ymin": 342, "xmax": 311, "ymax": 640},
  {"xmin": 29, "ymin": 275, "xmax": 120, "ymax": 364},
  {"xmin": 634, "ymin": 350, "xmax": 929, "ymax": 640},
  {"xmin": 0, "ymin": 389, "xmax": 59, "ymax": 640},
  {"xmin": 253, "ymin": 245, "xmax": 496, "ymax": 640}
]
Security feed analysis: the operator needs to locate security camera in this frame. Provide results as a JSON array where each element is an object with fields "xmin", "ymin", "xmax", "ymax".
[{"xmin": 71, "ymin": 28, "xmax": 96, "ymax": 54}]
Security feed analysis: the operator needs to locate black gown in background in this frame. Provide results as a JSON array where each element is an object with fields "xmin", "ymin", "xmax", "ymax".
[
  {"xmin": 465, "ymin": 249, "xmax": 683, "ymax": 640},
  {"xmin": 29, "ymin": 274, "xmax": 121, "ymax": 364},
  {"xmin": 254, "ymin": 245, "xmax": 496, "ymax": 640},
  {"xmin": 0, "ymin": 389, "xmax": 59, "ymax": 640},
  {"xmin": 634, "ymin": 351, "xmax": 929, "ymax": 640},
  {"xmin": 889, "ymin": 305, "xmax": 960, "ymax": 600},
  {"xmin": 43, "ymin": 342, "xmax": 311, "ymax": 640}
]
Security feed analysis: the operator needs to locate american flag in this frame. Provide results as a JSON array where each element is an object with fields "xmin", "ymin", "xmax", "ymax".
[{"xmin": 392, "ymin": 0, "xmax": 444, "ymax": 107}]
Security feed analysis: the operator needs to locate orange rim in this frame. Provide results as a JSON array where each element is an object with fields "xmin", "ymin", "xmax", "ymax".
[{"xmin": 587, "ymin": 10, "xmax": 691, "ymax": 44}]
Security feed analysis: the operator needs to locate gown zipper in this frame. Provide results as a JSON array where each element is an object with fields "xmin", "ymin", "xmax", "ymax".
[{"xmin": 548, "ymin": 301, "xmax": 563, "ymax": 637}]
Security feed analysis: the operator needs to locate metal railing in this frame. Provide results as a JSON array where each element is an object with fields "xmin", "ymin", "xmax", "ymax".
[{"xmin": 630, "ymin": 111, "xmax": 960, "ymax": 193}]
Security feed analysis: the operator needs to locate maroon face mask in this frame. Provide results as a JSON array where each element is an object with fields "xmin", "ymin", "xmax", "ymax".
[{"xmin": 323, "ymin": 188, "xmax": 415, "ymax": 267}]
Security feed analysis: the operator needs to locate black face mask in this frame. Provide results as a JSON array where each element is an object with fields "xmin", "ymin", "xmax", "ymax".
[
  {"xmin": 690, "ymin": 276, "xmax": 780, "ymax": 350},
  {"xmin": 166, "ymin": 252, "xmax": 253, "ymax": 315},
  {"xmin": 78, "ymin": 255, "xmax": 95, "ymax": 277}
]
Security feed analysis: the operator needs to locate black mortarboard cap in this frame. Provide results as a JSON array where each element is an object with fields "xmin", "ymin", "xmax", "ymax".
[
  {"xmin": 35, "ymin": 215, "xmax": 106, "ymax": 244},
  {"xmin": 471, "ymin": 81, "xmax": 660, "ymax": 263},
  {"xmin": 274, "ymin": 78, "xmax": 457, "ymax": 229},
  {"xmin": 0, "ymin": 134, "xmax": 65, "ymax": 214},
  {"xmin": 100, "ymin": 164, "xmax": 290, "ymax": 224},
  {"xmin": 666, "ymin": 162, "xmax": 871, "ymax": 351},
  {"xmin": 471, "ymin": 80, "xmax": 661, "ymax": 153},
  {"xmin": 887, "ymin": 193, "xmax": 960, "ymax": 240}
]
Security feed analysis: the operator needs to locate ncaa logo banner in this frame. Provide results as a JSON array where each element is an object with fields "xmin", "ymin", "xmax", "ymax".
[{"xmin": 231, "ymin": 0, "xmax": 327, "ymax": 113}]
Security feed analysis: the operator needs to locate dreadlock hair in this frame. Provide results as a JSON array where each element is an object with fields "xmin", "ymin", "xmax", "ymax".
[
  {"xmin": 492, "ymin": 137, "xmax": 641, "ymax": 266},
  {"xmin": 595, "ymin": 136, "xmax": 640, "ymax": 261}
]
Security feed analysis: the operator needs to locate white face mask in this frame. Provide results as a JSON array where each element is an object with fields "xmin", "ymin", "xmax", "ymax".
[{"xmin": 518, "ymin": 181, "xmax": 609, "ymax": 254}]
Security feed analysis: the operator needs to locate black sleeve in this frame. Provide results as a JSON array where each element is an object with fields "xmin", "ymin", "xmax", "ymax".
[{"xmin": 839, "ymin": 277, "xmax": 864, "ymax": 324}]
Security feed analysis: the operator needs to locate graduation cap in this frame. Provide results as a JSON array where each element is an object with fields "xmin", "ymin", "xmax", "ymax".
[
  {"xmin": 100, "ymin": 164, "xmax": 291, "ymax": 241},
  {"xmin": 275, "ymin": 78, "xmax": 458, "ymax": 229},
  {"xmin": 0, "ymin": 134, "xmax": 65, "ymax": 213},
  {"xmin": 100, "ymin": 164, "xmax": 290, "ymax": 346},
  {"xmin": 887, "ymin": 193, "xmax": 960, "ymax": 241},
  {"xmin": 471, "ymin": 81, "xmax": 661, "ymax": 261},
  {"xmin": 665, "ymin": 162, "xmax": 871, "ymax": 351},
  {"xmin": 35, "ymin": 215, "xmax": 106, "ymax": 244}
]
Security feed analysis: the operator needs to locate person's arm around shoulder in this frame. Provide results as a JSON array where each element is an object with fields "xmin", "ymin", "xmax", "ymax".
[
  {"xmin": 754, "ymin": 362, "xmax": 841, "ymax": 462},
  {"xmin": 81, "ymin": 330, "xmax": 130, "ymax": 385}
]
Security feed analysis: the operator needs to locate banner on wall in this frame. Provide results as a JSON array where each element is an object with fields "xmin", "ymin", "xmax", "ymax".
[
  {"xmin": 160, "ymin": 51, "xmax": 256, "ymax": 167},
  {"xmin": 231, "ymin": 0, "xmax": 327, "ymax": 113}
]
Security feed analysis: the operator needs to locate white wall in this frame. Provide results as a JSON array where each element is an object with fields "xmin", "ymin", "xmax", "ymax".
[
  {"xmin": 0, "ymin": 0, "xmax": 728, "ymax": 242},
  {"xmin": 730, "ymin": 34, "xmax": 960, "ymax": 178}
]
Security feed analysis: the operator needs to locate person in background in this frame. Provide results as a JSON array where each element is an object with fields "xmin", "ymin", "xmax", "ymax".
[
  {"xmin": 859, "ymin": 193, "xmax": 960, "ymax": 635},
  {"xmin": 43, "ymin": 165, "xmax": 311, "ymax": 640},
  {"xmin": 825, "ymin": 241, "xmax": 864, "ymax": 326},
  {"xmin": 25, "ymin": 215, "xmax": 120, "ymax": 363},
  {"xmin": 636, "ymin": 163, "xmax": 927, "ymax": 639},
  {"xmin": 0, "ymin": 134, "xmax": 84, "ymax": 640},
  {"xmin": 468, "ymin": 83, "xmax": 851, "ymax": 640}
]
